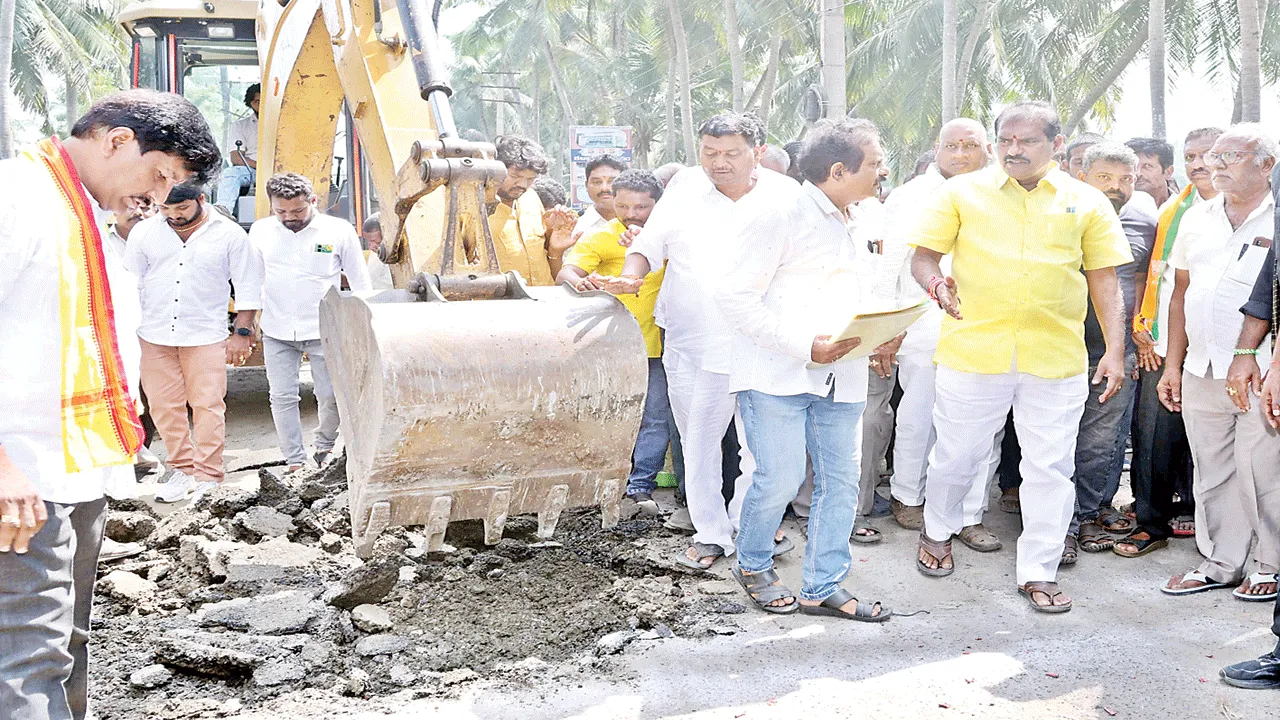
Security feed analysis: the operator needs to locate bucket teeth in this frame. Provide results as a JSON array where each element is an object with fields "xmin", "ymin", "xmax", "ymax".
[
  {"xmin": 355, "ymin": 501, "xmax": 392, "ymax": 559},
  {"xmin": 600, "ymin": 479, "xmax": 623, "ymax": 530},
  {"xmin": 484, "ymin": 489, "xmax": 512, "ymax": 545},
  {"xmin": 538, "ymin": 485, "xmax": 570, "ymax": 540},
  {"xmin": 425, "ymin": 496, "xmax": 453, "ymax": 552}
]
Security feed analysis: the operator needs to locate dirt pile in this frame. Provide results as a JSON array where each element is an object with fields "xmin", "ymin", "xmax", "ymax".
[{"xmin": 89, "ymin": 463, "xmax": 739, "ymax": 718}]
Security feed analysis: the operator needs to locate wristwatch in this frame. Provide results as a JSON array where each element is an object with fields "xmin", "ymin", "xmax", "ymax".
[{"xmin": 235, "ymin": 327, "xmax": 252, "ymax": 337}]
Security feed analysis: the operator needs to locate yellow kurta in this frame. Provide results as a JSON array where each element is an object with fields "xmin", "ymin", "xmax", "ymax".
[
  {"xmin": 912, "ymin": 165, "xmax": 1132, "ymax": 379},
  {"xmin": 563, "ymin": 218, "xmax": 666, "ymax": 358}
]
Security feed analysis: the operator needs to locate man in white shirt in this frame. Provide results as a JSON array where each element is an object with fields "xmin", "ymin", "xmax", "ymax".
[
  {"xmin": 0, "ymin": 90, "xmax": 220, "ymax": 720},
  {"xmin": 1158, "ymin": 124, "xmax": 1280, "ymax": 601},
  {"xmin": 872, "ymin": 118, "xmax": 997, "ymax": 548},
  {"xmin": 126, "ymin": 183, "xmax": 261, "ymax": 503},
  {"xmin": 717, "ymin": 118, "xmax": 891, "ymax": 620},
  {"xmin": 573, "ymin": 155, "xmax": 626, "ymax": 239},
  {"xmin": 601, "ymin": 112, "xmax": 793, "ymax": 569},
  {"xmin": 215, "ymin": 83, "xmax": 259, "ymax": 213},
  {"xmin": 362, "ymin": 213, "xmax": 394, "ymax": 290},
  {"xmin": 252, "ymin": 173, "xmax": 371, "ymax": 471}
]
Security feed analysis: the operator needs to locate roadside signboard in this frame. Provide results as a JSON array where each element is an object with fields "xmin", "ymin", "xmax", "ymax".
[{"xmin": 568, "ymin": 125, "xmax": 633, "ymax": 208}]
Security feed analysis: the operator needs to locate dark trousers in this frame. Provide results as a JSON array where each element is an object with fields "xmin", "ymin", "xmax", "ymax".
[
  {"xmin": 1130, "ymin": 364, "xmax": 1194, "ymax": 540},
  {"xmin": 997, "ymin": 412, "xmax": 1023, "ymax": 490}
]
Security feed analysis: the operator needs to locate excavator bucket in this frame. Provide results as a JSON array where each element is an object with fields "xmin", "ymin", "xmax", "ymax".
[{"xmin": 319, "ymin": 274, "xmax": 648, "ymax": 558}]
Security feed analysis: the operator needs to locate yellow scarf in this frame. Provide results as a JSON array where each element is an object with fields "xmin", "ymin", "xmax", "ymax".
[{"xmin": 25, "ymin": 136, "xmax": 143, "ymax": 472}]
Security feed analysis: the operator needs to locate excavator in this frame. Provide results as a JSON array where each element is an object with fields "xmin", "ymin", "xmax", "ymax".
[{"xmin": 117, "ymin": 0, "xmax": 647, "ymax": 557}]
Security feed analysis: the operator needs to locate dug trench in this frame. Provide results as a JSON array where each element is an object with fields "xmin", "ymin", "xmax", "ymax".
[{"xmin": 87, "ymin": 462, "xmax": 746, "ymax": 719}]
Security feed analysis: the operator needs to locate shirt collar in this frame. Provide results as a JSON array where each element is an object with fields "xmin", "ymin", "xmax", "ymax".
[
  {"xmin": 991, "ymin": 162, "xmax": 1065, "ymax": 191},
  {"xmin": 1205, "ymin": 190, "xmax": 1276, "ymax": 225},
  {"xmin": 801, "ymin": 180, "xmax": 845, "ymax": 219}
]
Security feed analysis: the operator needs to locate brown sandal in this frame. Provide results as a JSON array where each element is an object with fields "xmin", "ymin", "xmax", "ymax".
[
  {"xmin": 1018, "ymin": 581, "xmax": 1072, "ymax": 613},
  {"xmin": 1061, "ymin": 534, "xmax": 1078, "ymax": 565},
  {"xmin": 1078, "ymin": 521, "xmax": 1114, "ymax": 553},
  {"xmin": 917, "ymin": 532, "xmax": 954, "ymax": 577}
]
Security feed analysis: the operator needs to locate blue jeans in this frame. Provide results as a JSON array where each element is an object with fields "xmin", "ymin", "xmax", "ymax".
[
  {"xmin": 737, "ymin": 388, "xmax": 865, "ymax": 601},
  {"xmin": 628, "ymin": 358, "xmax": 679, "ymax": 495},
  {"xmin": 215, "ymin": 165, "xmax": 254, "ymax": 212},
  {"xmin": 1071, "ymin": 356, "xmax": 1137, "ymax": 533}
]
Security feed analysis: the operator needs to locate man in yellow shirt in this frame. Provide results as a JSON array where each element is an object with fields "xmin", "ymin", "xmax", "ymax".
[
  {"xmin": 464, "ymin": 135, "xmax": 574, "ymax": 285},
  {"xmin": 909, "ymin": 101, "xmax": 1132, "ymax": 614},
  {"xmin": 557, "ymin": 169, "xmax": 672, "ymax": 514}
]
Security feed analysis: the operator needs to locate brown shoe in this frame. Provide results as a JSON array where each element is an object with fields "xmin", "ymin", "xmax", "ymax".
[
  {"xmin": 998, "ymin": 487, "xmax": 1020, "ymax": 514},
  {"xmin": 890, "ymin": 498, "xmax": 924, "ymax": 530},
  {"xmin": 957, "ymin": 524, "xmax": 1002, "ymax": 552}
]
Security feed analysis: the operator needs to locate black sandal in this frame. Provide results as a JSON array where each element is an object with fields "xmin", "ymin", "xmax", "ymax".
[
  {"xmin": 1097, "ymin": 507, "xmax": 1134, "ymax": 534},
  {"xmin": 917, "ymin": 532, "xmax": 954, "ymax": 577},
  {"xmin": 674, "ymin": 542, "xmax": 723, "ymax": 571},
  {"xmin": 731, "ymin": 566, "xmax": 799, "ymax": 615},
  {"xmin": 1113, "ymin": 531, "xmax": 1168, "ymax": 558},
  {"xmin": 799, "ymin": 587, "xmax": 891, "ymax": 623}
]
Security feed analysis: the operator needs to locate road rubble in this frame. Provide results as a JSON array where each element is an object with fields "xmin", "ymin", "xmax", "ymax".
[{"xmin": 88, "ymin": 462, "xmax": 735, "ymax": 718}]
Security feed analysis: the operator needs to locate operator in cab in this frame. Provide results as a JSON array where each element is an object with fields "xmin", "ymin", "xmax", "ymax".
[{"xmin": 215, "ymin": 83, "xmax": 260, "ymax": 214}]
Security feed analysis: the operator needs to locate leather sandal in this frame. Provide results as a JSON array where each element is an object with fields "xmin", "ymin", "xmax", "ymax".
[
  {"xmin": 732, "ymin": 566, "xmax": 799, "ymax": 615},
  {"xmin": 917, "ymin": 531, "xmax": 954, "ymax": 577},
  {"xmin": 1019, "ymin": 581, "xmax": 1072, "ymax": 613},
  {"xmin": 1078, "ymin": 521, "xmax": 1114, "ymax": 553},
  {"xmin": 1060, "ymin": 534, "xmax": 1078, "ymax": 566},
  {"xmin": 799, "ymin": 587, "xmax": 891, "ymax": 623},
  {"xmin": 957, "ymin": 524, "xmax": 1002, "ymax": 552}
]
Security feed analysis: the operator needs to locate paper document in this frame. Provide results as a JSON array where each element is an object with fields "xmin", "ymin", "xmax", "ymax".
[{"xmin": 819, "ymin": 300, "xmax": 932, "ymax": 361}]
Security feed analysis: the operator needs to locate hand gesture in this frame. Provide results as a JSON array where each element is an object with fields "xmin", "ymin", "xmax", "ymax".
[
  {"xmin": 933, "ymin": 276, "xmax": 962, "ymax": 319},
  {"xmin": 811, "ymin": 335, "xmax": 862, "ymax": 365},
  {"xmin": 542, "ymin": 205, "xmax": 577, "ymax": 233},
  {"xmin": 869, "ymin": 332, "xmax": 905, "ymax": 378},
  {"xmin": 618, "ymin": 225, "xmax": 643, "ymax": 248},
  {"xmin": 1133, "ymin": 330, "xmax": 1162, "ymax": 372},
  {"xmin": 226, "ymin": 333, "xmax": 255, "ymax": 367},
  {"xmin": 595, "ymin": 275, "xmax": 645, "ymax": 295},
  {"xmin": 1262, "ymin": 366, "xmax": 1280, "ymax": 429}
]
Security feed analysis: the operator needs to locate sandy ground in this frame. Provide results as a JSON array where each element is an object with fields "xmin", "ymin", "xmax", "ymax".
[{"xmin": 124, "ymin": 364, "xmax": 1280, "ymax": 719}]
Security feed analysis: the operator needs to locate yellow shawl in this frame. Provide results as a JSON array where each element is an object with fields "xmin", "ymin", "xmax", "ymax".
[{"xmin": 25, "ymin": 136, "xmax": 143, "ymax": 472}]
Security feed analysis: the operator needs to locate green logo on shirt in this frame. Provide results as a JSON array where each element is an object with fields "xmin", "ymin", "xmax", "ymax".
[{"xmin": 315, "ymin": 244, "xmax": 334, "ymax": 253}]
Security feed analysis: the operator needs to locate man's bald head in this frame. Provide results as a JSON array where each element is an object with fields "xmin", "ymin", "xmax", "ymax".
[{"xmin": 934, "ymin": 118, "xmax": 991, "ymax": 179}]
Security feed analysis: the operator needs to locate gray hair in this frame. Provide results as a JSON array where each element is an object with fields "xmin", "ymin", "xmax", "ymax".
[
  {"xmin": 761, "ymin": 145, "xmax": 790, "ymax": 173},
  {"xmin": 1220, "ymin": 123, "xmax": 1279, "ymax": 166},
  {"xmin": 1082, "ymin": 142, "xmax": 1138, "ymax": 173}
]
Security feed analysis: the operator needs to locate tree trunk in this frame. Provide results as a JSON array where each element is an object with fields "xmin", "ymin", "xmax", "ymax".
[
  {"xmin": 1148, "ymin": 0, "xmax": 1166, "ymax": 138},
  {"xmin": 665, "ymin": 0, "xmax": 696, "ymax": 161},
  {"xmin": 820, "ymin": 0, "xmax": 847, "ymax": 117},
  {"xmin": 753, "ymin": 36, "xmax": 784, "ymax": 130},
  {"xmin": 664, "ymin": 46, "xmax": 677, "ymax": 163},
  {"xmin": 1064, "ymin": 23, "xmax": 1149, "ymax": 136},
  {"xmin": 724, "ymin": 0, "xmax": 744, "ymax": 111},
  {"xmin": 65, "ymin": 75, "xmax": 79, "ymax": 136},
  {"xmin": 541, "ymin": 39, "xmax": 577, "ymax": 126},
  {"xmin": 956, "ymin": 0, "xmax": 993, "ymax": 110},
  {"xmin": 0, "ymin": 0, "xmax": 16, "ymax": 158},
  {"xmin": 941, "ymin": 0, "xmax": 958, "ymax": 122},
  {"xmin": 1238, "ymin": 0, "xmax": 1262, "ymax": 122}
]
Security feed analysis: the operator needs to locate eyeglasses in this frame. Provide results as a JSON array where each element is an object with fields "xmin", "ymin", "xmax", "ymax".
[{"xmin": 1205, "ymin": 150, "xmax": 1259, "ymax": 165}]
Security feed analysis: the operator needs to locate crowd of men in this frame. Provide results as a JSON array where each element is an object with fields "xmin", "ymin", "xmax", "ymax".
[{"xmin": 3, "ymin": 88, "xmax": 1280, "ymax": 719}]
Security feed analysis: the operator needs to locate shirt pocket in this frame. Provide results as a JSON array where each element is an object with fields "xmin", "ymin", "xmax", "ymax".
[
  {"xmin": 1039, "ymin": 213, "xmax": 1085, "ymax": 264},
  {"xmin": 303, "ymin": 248, "xmax": 338, "ymax": 278},
  {"xmin": 1224, "ymin": 242, "xmax": 1269, "ymax": 286}
]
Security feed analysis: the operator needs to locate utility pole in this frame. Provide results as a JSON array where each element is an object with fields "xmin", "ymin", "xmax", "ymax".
[{"xmin": 820, "ymin": 0, "xmax": 846, "ymax": 118}]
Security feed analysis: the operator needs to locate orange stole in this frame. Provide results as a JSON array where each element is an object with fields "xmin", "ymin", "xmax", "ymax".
[{"xmin": 32, "ymin": 136, "xmax": 144, "ymax": 471}]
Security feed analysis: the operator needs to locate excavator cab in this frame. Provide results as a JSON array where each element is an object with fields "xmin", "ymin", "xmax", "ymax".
[
  {"xmin": 119, "ymin": 0, "xmax": 375, "ymax": 230},
  {"xmin": 118, "ymin": 0, "xmax": 647, "ymax": 557}
]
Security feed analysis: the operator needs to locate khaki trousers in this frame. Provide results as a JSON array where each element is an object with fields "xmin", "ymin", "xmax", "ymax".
[
  {"xmin": 139, "ymin": 338, "xmax": 228, "ymax": 482},
  {"xmin": 1182, "ymin": 371, "xmax": 1280, "ymax": 582}
]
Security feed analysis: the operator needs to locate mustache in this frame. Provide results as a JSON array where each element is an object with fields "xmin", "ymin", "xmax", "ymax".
[{"xmin": 1003, "ymin": 155, "xmax": 1030, "ymax": 163}]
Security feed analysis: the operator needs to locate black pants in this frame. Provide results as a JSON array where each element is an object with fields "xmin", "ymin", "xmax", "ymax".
[
  {"xmin": 1130, "ymin": 364, "xmax": 1194, "ymax": 540},
  {"xmin": 997, "ymin": 412, "xmax": 1023, "ymax": 490}
]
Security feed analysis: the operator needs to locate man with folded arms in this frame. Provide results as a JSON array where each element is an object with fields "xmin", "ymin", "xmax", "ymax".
[
  {"xmin": 910, "ymin": 101, "xmax": 1131, "ymax": 613},
  {"xmin": 715, "ymin": 118, "xmax": 891, "ymax": 620}
]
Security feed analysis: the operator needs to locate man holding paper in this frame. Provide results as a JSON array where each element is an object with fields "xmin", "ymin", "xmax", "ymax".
[
  {"xmin": 713, "ymin": 118, "xmax": 893, "ymax": 619},
  {"xmin": 910, "ymin": 101, "xmax": 1131, "ymax": 614}
]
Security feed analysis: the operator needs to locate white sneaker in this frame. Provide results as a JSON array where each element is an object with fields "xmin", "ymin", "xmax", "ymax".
[
  {"xmin": 154, "ymin": 471, "xmax": 216, "ymax": 504},
  {"xmin": 98, "ymin": 537, "xmax": 145, "ymax": 563}
]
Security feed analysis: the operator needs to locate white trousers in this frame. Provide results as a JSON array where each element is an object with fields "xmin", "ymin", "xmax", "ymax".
[
  {"xmin": 891, "ymin": 350, "xmax": 992, "ymax": 525},
  {"xmin": 663, "ymin": 348, "xmax": 754, "ymax": 554},
  {"xmin": 924, "ymin": 365, "xmax": 1087, "ymax": 584}
]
